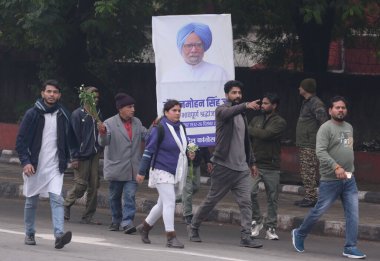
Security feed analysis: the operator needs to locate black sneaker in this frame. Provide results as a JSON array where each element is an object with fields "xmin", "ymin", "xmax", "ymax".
[
  {"xmin": 298, "ymin": 199, "xmax": 317, "ymax": 208},
  {"xmin": 240, "ymin": 237, "xmax": 263, "ymax": 248},
  {"xmin": 294, "ymin": 198, "xmax": 308, "ymax": 206},
  {"xmin": 24, "ymin": 234, "xmax": 36, "ymax": 245},
  {"xmin": 108, "ymin": 223, "xmax": 120, "ymax": 231},
  {"xmin": 187, "ymin": 225, "xmax": 202, "ymax": 242},
  {"xmin": 184, "ymin": 215, "xmax": 193, "ymax": 225},
  {"xmin": 64, "ymin": 206, "xmax": 70, "ymax": 221},
  {"xmin": 55, "ymin": 231, "xmax": 72, "ymax": 249},
  {"xmin": 123, "ymin": 224, "xmax": 137, "ymax": 234},
  {"xmin": 80, "ymin": 218, "xmax": 102, "ymax": 225}
]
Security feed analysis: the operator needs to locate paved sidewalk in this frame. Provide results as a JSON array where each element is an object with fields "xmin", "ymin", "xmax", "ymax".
[{"xmin": 1, "ymin": 161, "xmax": 379, "ymax": 242}]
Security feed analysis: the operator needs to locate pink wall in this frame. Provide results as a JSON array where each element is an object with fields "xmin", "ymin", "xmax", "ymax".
[
  {"xmin": 0, "ymin": 123, "xmax": 18, "ymax": 150},
  {"xmin": 328, "ymin": 39, "xmax": 380, "ymax": 74}
]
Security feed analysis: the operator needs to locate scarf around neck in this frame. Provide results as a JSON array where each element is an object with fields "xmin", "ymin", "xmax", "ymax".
[
  {"xmin": 34, "ymin": 98, "xmax": 70, "ymax": 122},
  {"xmin": 166, "ymin": 120, "xmax": 188, "ymax": 196},
  {"xmin": 35, "ymin": 98, "xmax": 60, "ymax": 114}
]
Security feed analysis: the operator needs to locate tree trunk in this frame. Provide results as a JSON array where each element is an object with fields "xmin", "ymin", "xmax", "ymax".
[{"xmin": 293, "ymin": 4, "xmax": 336, "ymax": 73}]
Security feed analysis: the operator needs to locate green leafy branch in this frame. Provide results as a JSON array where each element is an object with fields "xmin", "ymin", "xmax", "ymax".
[{"xmin": 78, "ymin": 84, "xmax": 101, "ymax": 122}]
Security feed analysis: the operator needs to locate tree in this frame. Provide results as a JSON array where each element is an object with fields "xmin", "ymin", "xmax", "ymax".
[
  {"xmin": 228, "ymin": 0, "xmax": 380, "ymax": 72},
  {"xmin": 0, "ymin": 0, "xmax": 154, "ymax": 90},
  {"xmin": 153, "ymin": 0, "xmax": 380, "ymax": 72},
  {"xmin": 0, "ymin": 0, "xmax": 379, "ymax": 84}
]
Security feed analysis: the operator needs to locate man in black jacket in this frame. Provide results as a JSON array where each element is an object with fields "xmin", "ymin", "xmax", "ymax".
[
  {"xmin": 248, "ymin": 93, "xmax": 286, "ymax": 240},
  {"xmin": 295, "ymin": 78, "xmax": 328, "ymax": 207},
  {"xmin": 64, "ymin": 86, "xmax": 103, "ymax": 224},
  {"xmin": 16, "ymin": 79, "xmax": 75, "ymax": 249}
]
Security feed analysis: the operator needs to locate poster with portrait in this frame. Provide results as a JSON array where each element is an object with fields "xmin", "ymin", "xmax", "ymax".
[{"xmin": 152, "ymin": 14, "xmax": 234, "ymax": 146}]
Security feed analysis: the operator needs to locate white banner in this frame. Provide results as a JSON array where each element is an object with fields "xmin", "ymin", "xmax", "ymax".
[{"xmin": 152, "ymin": 14, "xmax": 234, "ymax": 146}]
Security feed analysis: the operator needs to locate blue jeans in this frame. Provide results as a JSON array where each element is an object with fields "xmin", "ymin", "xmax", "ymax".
[
  {"xmin": 24, "ymin": 192, "xmax": 65, "ymax": 238},
  {"xmin": 297, "ymin": 177, "xmax": 359, "ymax": 248},
  {"xmin": 109, "ymin": 180, "xmax": 137, "ymax": 227}
]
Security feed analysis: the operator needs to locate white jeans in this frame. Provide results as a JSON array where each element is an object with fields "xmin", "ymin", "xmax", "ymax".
[{"xmin": 145, "ymin": 183, "xmax": 176, "ymax": 231}]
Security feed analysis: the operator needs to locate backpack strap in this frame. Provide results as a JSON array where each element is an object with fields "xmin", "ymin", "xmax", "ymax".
[
  {"xmin": 151, "ymin": 123, "xmax": 164, "ymax": 169},
  {"xmin": 180, "ymin": 122, "xmax": 187, "ymax": 136}
]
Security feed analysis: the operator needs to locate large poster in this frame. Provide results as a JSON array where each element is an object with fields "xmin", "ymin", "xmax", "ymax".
[{"xmin": 152, "ymin": 14, "xmax": 234, "ymax": 146}]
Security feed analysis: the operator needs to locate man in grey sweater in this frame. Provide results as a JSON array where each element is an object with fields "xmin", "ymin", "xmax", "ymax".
[{"xmin": 292, "ymin": 96, "xmax": 366, "ymax": 259}]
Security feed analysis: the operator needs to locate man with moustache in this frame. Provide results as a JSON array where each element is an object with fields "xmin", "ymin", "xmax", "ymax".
[
  {"xmin": 16, "ymin": 79, "xmax": 74, "ymax": 249},
  {"xmin": 292, "ymin": 96, "xmax": 366, "ymax": 259},
  {"xmin": 98, "ymin": 93, "xmax": 148, "ymax": 234},
  {"xmin": 188, "ymin": 80, "xmax": 263, "ymax": 248},
  {"xmin": 248, "ymin": 93, "xmax": 286, "ymax": 240}
]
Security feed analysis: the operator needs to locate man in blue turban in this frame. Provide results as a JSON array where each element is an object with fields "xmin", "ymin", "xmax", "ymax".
[
  {"xmin": 162, "ymin": 22, "xmax": 228, "ymax": 83},
  {"xmin": 176, "ymin": 22, "xmax": 212, "ymax": 66},
  {"xmin": 177, "ymin": 22, "xmax": 212, "ymax": 54}
]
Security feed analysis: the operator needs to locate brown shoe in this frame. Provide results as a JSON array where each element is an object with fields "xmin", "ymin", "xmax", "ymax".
[
  {"xmin": 137, "ymin": 221, "xmax": 153, "ymax": 244},
  {"xmin": 166, "ymin": 231, "xmax": 184, "ymax": 249}
]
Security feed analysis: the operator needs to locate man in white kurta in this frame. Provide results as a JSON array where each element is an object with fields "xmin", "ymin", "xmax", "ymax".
[
  {"xmin": 16, "ymin": 80, "xmax": 73, "ymax": 249},
  {"xmin": 23, "ymin": 111, "xmax": 63, "ymax": 197}
]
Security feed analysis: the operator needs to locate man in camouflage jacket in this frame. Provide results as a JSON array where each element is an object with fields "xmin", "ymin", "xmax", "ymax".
[{"xmin": 295, "ymin": 78, "xmax": 328, "ymax": 207}]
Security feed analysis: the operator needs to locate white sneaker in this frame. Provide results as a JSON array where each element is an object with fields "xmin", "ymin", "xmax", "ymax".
[
  {"xmin": 265, "ymin": 227, "xmax": 279, "ymax": 240},
  {"xmin": 250, "ymin": 221, "xmax": 263, "ymax": 237}
]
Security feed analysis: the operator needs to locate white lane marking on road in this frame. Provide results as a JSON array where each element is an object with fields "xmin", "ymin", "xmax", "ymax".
[
  {"xmin": 0, "ymin": 228, "xmax": 24, "ymax": 235},
  {"xmin": 0, "ymin": 228, "xmax": 250, "ymax": 261}
]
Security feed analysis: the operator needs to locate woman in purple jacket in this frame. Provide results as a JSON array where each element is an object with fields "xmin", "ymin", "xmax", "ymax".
[{"xmin": 136, "ymin": 100, "xmax": 193, "ymax": 249}]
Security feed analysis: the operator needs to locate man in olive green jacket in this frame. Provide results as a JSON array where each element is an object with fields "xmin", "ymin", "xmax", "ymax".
[
  {"xmin": 295, "ymin": 78, "xmax": 328, "ymax": 207},
  {"xmin": 248, "ymin": 93, "xmax": 286, "ymax": 240}
]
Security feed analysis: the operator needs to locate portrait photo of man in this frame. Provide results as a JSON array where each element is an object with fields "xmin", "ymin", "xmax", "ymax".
[
  {"xmin": 161, "ymin": 22, "xmax": 229, "ymax": 83},
  {"xmin": 153, "ymin": 14, "xmax": 234, "ymax": 145}
]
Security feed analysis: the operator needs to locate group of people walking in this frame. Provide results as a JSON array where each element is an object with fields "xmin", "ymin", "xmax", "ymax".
[{"xmin": 15, "ymin": 78, "xmax": 366, "ymax": 259}]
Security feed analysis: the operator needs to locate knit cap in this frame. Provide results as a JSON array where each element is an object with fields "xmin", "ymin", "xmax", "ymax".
[
  {"xmin": 115, "ymin": 93, "xmax": 135, "ymax": 110},
  {"xmin": 300, "ymin": 78, "xmax": 317, "ymax": 93}
]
